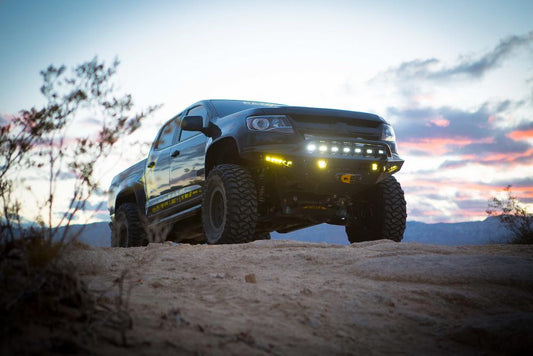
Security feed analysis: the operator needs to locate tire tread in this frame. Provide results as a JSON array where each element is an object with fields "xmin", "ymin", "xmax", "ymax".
[
  {"xmin": 346, "ymin": 176, "xmax": 406, "ymax": 243},
  {"xmin": 202, "ymin": 164, "xmax": 258, "ymax": 244}
]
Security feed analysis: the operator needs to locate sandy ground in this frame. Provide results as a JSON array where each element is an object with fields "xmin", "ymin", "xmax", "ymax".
[{"xmin": 66, "ymin": 240, "xmax": 533, "ymax": 355}]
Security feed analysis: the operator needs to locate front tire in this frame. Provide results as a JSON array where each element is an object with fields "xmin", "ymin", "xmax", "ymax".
[
  {"xmin": 112, "ymin": 203, "xmax": 148, "ymax": 247},
  {"xmin": 202, "ymin": 164, "xmax": 258, "ymax": 244},
  {"xmin": 346, "ymin": 176, "xmax": 407, "ymax": 243}
]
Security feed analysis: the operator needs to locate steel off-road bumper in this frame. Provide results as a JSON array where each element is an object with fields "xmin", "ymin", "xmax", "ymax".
[{"xmin": 241, "ymin": 142, "xmax": 404, "ymax": 195}]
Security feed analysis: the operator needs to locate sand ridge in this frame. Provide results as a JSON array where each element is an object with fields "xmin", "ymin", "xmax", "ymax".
[{"xmin": 66, "ymin": 239, "xmax": 533, "ymax": 355}]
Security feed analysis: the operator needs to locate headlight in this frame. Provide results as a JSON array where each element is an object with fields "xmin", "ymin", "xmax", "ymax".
[
  {"xmin": 381, "ymin": 123, "xmax": 398, "ymax": 153},
  {"xmin": 246, "ymin": 115, "xmax": 294, "ymax": 134},
  {"xmin": 381, "ymin": 124, "xmax": 396, "ymax": 142}
]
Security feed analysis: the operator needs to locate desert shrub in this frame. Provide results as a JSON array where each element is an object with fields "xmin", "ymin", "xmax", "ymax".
[
  {"xmin": 486, "ymin": 185, "xmax": 533, "ymax": 244},
  {"xmin": 0, "ymin": 57, "xmax": 159, "ymax": 352},
  {"xmin": 0, "ymin": 57, "xmax": 159, "ymax": 245}
]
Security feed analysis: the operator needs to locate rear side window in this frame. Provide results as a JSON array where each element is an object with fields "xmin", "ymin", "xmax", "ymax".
[{"xmin": 155, "ymin": 118, "xmax": 179, "ymax": 150}]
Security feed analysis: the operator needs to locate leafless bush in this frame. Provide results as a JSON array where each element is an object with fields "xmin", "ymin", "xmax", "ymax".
[
  {"xmin": 1, "ymin": 57, "xmax": 159, "ymax": 245},
  {"xmin": 0, "ymin": 57, "xmax": 159, "ymax": 352},
  {"xmin": 487, "ymin": 185, "xmax": 533, "ymax": 244}
]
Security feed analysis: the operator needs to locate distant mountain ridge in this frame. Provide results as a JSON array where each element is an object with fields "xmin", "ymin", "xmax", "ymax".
[{"xmin": 63, "ymin": 217, "xmax": 513, "ymax": 247}]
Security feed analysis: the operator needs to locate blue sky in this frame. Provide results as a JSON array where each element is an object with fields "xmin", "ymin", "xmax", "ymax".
[{"xmin": 1, "ymin": 0, "xmax": 532, "ymax": 224}]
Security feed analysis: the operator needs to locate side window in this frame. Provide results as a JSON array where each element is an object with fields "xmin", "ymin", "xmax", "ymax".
[
  {"xmin": 154, "ymin": 118, "xmax": 179, "ymax": 150},
  {"xmin": 180, "ymin": 105, "xmax": 207, "ymax": 142}
]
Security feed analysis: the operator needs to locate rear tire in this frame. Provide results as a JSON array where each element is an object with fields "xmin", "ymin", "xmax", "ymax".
[
  {"xmin": 346, "ymin": 176, "xmax": 406, "ymax": 243},
  {"xmin": 202, "ymin": 164, "xmax": 258, "ymax": 244},
  {"xmin": 112, "ymin": 203, "xmax": 148, "ymax": 247}
]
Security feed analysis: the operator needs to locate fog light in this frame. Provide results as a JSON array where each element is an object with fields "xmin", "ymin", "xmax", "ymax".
[
  {"xmin": 371, "ymin": 163, "xmax": 378, "ymax": 171},
  {"xmin": 317, "ymin": 159, "xmax": 327, "ymax": 169}
]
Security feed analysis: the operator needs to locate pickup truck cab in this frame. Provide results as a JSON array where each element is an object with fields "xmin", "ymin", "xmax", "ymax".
[{"xmin": 108, "ymin": 99, "xmax": 406, "ymax": 246}]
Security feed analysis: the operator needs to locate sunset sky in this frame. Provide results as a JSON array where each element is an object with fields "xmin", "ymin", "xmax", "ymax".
[{"xmin": 1, "ymin": 0, "xmax": 532, "ymax": 224}]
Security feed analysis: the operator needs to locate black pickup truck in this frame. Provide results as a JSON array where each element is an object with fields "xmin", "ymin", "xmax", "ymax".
[{"xmin": 108, "ymin": 99, "xmax": 406, "ymax": 246}]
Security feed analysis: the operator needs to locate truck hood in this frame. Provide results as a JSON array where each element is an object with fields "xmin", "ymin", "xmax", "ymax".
[{"xmin": 253, "ymin": 106, "xmax": 385, "ymax": 124}]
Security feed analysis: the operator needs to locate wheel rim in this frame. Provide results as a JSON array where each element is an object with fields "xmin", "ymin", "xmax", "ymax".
[{"xmin": 210, "ymin": 188, "xmax": 225, "ymax": 230}]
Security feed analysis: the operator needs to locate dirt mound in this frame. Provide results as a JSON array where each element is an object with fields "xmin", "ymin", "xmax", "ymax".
[{"xmin": 56, "ymin": 239, "xmax": 533, "ymax": 355}]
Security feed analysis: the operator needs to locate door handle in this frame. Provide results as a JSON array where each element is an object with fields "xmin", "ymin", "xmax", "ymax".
[
  {"xmin": 171, "ymin": 150, "xmax": 180, "ymax": 158},
  {"xmin": 147, "ymin": 161, "xmax": 155, "ymax": 168}
]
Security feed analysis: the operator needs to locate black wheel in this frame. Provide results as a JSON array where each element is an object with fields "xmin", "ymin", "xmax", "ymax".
[
  {"xmin": 346, "ymin": 176, "xmax": 407, "ymax": 243},
  {"xmin": 112, "ymin": 202, "xmax": 148, "ymax": 247},
  {"xmin": 202, "ymin": 164, "xmax": 258, "ymax": 244}
]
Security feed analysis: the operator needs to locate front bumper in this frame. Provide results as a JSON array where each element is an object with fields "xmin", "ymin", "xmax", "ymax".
[{"xmin": 241, "ymin": 140, "xmax": 404, "ymax": 195}]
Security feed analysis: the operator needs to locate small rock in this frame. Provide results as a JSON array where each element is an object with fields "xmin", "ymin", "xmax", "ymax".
[
  {"xmin": 301, "ymin": 288, "xmax": 313, "ymax": 295},
  {"xmin": 151, "ymin": 281, "xmax": 164, "ymax": 288},
  {"xmin": 210, "ymin": 273, "xmax": 226, "ymax": 279},
  {"xmin": 245, "ymin": 274, "xmax": 257, "ymax": 283}
]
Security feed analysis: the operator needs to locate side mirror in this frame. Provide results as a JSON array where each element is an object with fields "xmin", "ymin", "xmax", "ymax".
[{"xmin": 181, "ymin": 115, "xmax": 204, "ymax": 131}]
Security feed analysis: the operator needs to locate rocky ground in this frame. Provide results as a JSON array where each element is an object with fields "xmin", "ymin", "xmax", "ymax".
[{"xmin": 56, "ymin": 239, "xmax": 533, "ymax": 355}]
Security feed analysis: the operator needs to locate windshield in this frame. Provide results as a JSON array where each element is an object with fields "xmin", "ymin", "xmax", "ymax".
[{"xmin": 210, "ymin": 100, "xmax": 284, "ymax": 118}]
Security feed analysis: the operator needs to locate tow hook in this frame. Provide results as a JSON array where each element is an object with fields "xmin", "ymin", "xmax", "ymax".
[{"xmin": 337, "ymin": 173, "xmax": 362, "ymax": 184}]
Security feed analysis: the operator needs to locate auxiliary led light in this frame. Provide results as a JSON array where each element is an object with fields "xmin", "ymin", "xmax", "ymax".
[
  {"xmin": 265, "ymin": 155, "xmax": 293, "ymax": 167},
  {"xmin": 307, "ymin": 143, "xmax": 317, "ymax": 152},
  {"xmin": 378, "ymin": 149, "xmax": 385, "ymax": 155},
  {"xmin": 331, "ymin": 146, "xmax": 339, "ymax": 153},
  {"xmin": 317, "ymin": 159, "xmax": 327, "ymax": 169},
  {"xmin": 366, "ymin": 149, "xmax": 373, "ymax": 154},
  {"xmin": 319, "ymin": 145, "xmax": 328, "ymax": 152},
  {"xmin": 343, "ymin": 147, "xmax": 350, "ymax": 153},
  {"xmin": 388, "ymin": 165, "xmax": 399, "ymax": 173},
  {"xmin": 355, "ymin": 148, "xmax": 362, "ymax": 154},
  {"xmin": 371, "ymin": 163, "xmax": 378, "ymax": 171}
]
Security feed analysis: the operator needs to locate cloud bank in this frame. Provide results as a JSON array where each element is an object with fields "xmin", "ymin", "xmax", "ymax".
[
  {"xmin": 374, "ymin": 31, "xmax": 533, "ymax": 83},
  {"xmin": 372, "ymin": 33, "xmax": 533, "ymax": 222}
]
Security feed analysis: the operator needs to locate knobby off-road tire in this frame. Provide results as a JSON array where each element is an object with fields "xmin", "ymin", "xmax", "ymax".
[
  {"xmin": 202, "ymin": 164, "xmax": 258, "ymax": 244},
  {"xmin": 112, "ymin": 202, "xmax": 148, "ymax": 247},
  {"xmin": 346, "ymin": 176, "xmax": 407, "ymax": 243}
]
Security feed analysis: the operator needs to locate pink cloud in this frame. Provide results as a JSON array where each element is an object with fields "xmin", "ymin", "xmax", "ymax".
[
  {"xmin": 479, "ymin": 148, "xmax": 533, "ymax": 163},
  {"xmin": 403, "ymin": 178, "xmax": 533, "ymax": 199},
  {"xmin": 508, "ymin": 129, "xmax": 533, "ymax": 141},
  {"xmin": 402, "ymin": 137, "xmax": 494, "ymax": 154},
  {"xmin": 430, "ymin": 118, "xmax": 450, "ymax": 127}
]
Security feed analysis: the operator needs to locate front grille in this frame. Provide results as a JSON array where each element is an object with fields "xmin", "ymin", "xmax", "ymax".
[{"xmin": 289, "ymin": 115, "xmax": 381, "ymax": 140}]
